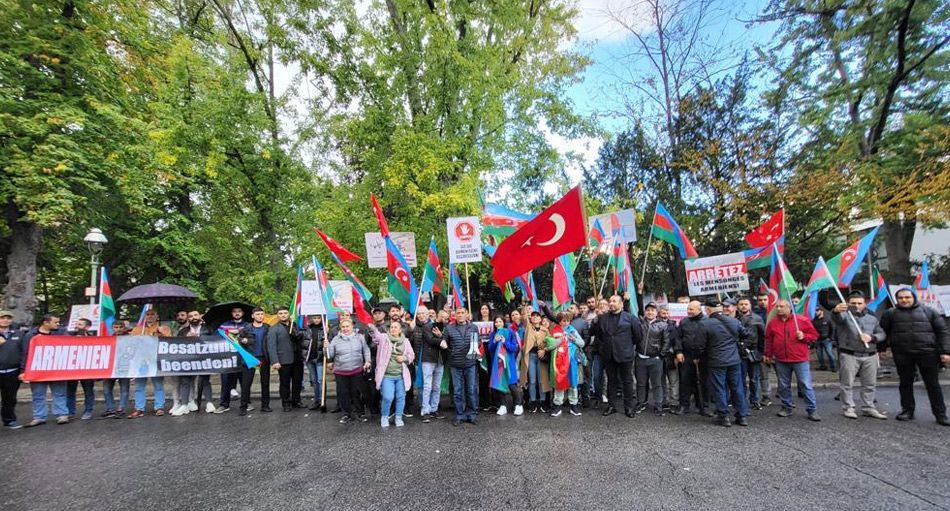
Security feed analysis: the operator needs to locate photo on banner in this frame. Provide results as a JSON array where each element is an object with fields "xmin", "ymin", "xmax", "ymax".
[
  {"xmin": 364, "ymin": 232, "xmax": 418, "ymax": 268},
  {"xmin": 67, "ymin": 304, "xmax": 101, "ymax": 332}
]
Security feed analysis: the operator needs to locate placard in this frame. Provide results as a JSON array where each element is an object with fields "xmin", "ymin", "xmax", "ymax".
[
  {"xmin": 67, "ymin": 304, "xmax": 101, "ymax": 332},
  {"xmin": 364, "ymin": 232, "xmax": 417, "ymax": 268},
  {"xmin": 301, "ymin": 280, "xmax": 354, "ymax": 315},
  {"xmin": 447, "ymin": 216, "xmax": 483, "ymax": 263},
  {"xmin": 589, "ymin": 209, "xmax": 637, "ymax": 244},
  {"xmin": 665, "ymin": 303, "xmax": 689, "ymax": 324},
  {"xmin": 684, "ymin": 252, "xmax": 750, "ymax": 296}
]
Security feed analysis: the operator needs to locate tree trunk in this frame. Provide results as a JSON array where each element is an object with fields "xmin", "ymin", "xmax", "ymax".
[
  {"xmin": 883, "ymin": 218, "xmax": 915, "ymax": 285},
  {"xmin": 2, "ymin": 201, "xmax": 42, "ymax": 325}
]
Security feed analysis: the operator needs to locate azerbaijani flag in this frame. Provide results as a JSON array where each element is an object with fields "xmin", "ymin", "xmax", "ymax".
[
  {"xmin": 552, "ymin": 253, "xmax": 577, "ymax": 312},
  {"xmin": 915, "ymin": 259, "xmax": 931, "ymax": 291},
  {"xmin": 290, "ymin": 265, "xmax": 304, "ymax": 329},
  {"xmin": 489, "ymin": 339, "xmax": 510, "ymax": 393},
  {"xmin": 744, "ymin": 209, "xmax": 785, "ymax": 270},
  {"xmin": 371, "ymin": 194, "xmax": 418, "ymax": 314},
  {"xmin": 449, "ymin": 263, "xmax": 465, "ymax": 309},
  {"xmin": 768, "ymin": 245, "xmax": 798, "ymax": 323},
  {"xmin": 421, "ymin": 237, "xmax": 445, "ymax": 295},
  {"xmin": 744, "ymin": 235, "xmax": 785, "ymax": 271},
  {"xmin": 328, "ymin": 251, "xmax": 373, "ymax": 302},
  {"xmin": 651, "ymin": 202, "xmax": 698, "ymax": 259},
  {"xmin": 98, "ymin": 267, "xmax": 116, "ymax": 336},
  {"xmin": 795, "ymin": 257, "xmax": 837, "ymax": 318},
  {"xmin": 588, "ymin": 217, "xmax": 607, "ymax": 251},
  {"xmin": 824, "ymin": 226, "xmax": 879, "ymax": 287},
  {"xmin": 758, "ymin": 278, "xmax": 768, "ymax": 296},
  {"xmin": 512, "ymin": 272, "xmax": 540, "ymax": 310},
  {"xmin": 136, "ymin": 303, "xmax": 152, "ymax": 329},
  {"xmin": 480, "ymin": 201, "xmax": 534, "ymax": 240},
  {"xmin": 867, "ymin": 266, "xmax": 890, "ymax": 312},
  {"xmin": 312, "ymin": 255, "xmax": 343, "ymax": 320},
  {"xmin": 609, "ymin": 238, "xmax": 638, "ymax": 314}
]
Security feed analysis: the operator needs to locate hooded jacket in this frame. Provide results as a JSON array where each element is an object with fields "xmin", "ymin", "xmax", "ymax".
[{"xmin": 880, "ymin": 289, "xmax": 949, "ymax": 356}]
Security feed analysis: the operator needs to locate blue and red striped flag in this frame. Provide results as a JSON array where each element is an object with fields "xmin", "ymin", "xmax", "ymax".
[
  {"xmin": 825, "ymin": 226, "xmax": 879, "ymax": 287},
  {"xmin": 449, "ymin": 263, "xmax": 465, "ymax": 309},
  {"xmin": 651, "ymin": 202, "xmax": 698, "ymax": 259},
  {"xmin": 371, "ymin": 194, "xmax": 418, "ymax": 314}
]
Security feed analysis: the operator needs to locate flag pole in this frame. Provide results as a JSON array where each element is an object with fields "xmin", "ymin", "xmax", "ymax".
[
  {"xmin": 639, "ymin": 204, "xmax": 658, "ymax": 292},
  {"xmin": 867, "ymin": 250, "xmax": 875, "ymax": 301},
  {"xmin": 598, "ymin": 234, "xmax": 618, "ymax": 298},
  {"xmin": 819, "ymin": 258, "xmax": 869, "ymax": 348},
  {"xmin": 588, "ymin": 246, "xmax": 597, "ymax": 299},
  {"xmin": 319, "ymin": 315, "xmax": 329, "ymax": 413},
  {"xmin": 464, "ymin": 262, "xmax": 473, "ymax": 317},
  {"xmin": 412, "ymin": 254, "xmax": 430, "ymax": 324}
]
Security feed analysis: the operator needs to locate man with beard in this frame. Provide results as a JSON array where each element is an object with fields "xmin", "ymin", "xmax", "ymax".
[{"xmin": 590, "ymin": 295, "xmax": 641, "ymax": 418}]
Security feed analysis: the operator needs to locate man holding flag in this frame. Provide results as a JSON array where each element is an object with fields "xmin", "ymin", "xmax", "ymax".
[{"xmin": 832, "ymin": 291, "xmax": 887, "ymax": 420}]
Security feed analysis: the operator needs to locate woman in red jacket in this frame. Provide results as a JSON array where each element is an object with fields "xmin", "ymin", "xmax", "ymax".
[{"xmin": 764, "ymin": 300, "xmax": 821, "ymax": 421}]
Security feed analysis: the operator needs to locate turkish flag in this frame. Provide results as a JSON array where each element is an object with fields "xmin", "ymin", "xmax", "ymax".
[
  {"xmin": 490, "ymin": 186, "xmax": 587, "ymax": 288},
  {"xmin": 314, "ymin": 228, "xmax": 362, "ymax": 263},
  {"xmin": 745, "ymin": 209, "xmax": 784, "ymax": 248}
]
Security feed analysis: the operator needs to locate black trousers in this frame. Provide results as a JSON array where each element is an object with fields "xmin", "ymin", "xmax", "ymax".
[
  {"xmin": 492, "ymin": 385, "xmax": 524, "ymax": 409},
  {"xmin": 291, "ymin": 361, "xmax": 304, "ymax": 404},
  {"xmin": 0, "ymin": 371, "xmax": 20, "ymax": 425},
  {"xmin": 363, "ymin": 370, "xmax": 379, "ymax": 415},
  {"xmin": 894, "ymin": 352, "xmax": 946, "ymax": 418},
  {"xmin": 679, "ymin": 357, "xmax": 708, "ymax": 411},
  {"xmin": 336, "ymin": 373, "xmax": 366, "ymax": 415},
  {"xmin": 256, "ymin": 358, "xmax": 271, "ymax": 407},
  {"xmin": 237, "ymin": 360, "xmax": 271, "ymax": 410},
  {"xmin": 604, "ymin": 358, "xmax": 635, "ymax": 411},
  {"xmin": 278, "ymin": 363, "xmax": 303, "ymax": 406}
]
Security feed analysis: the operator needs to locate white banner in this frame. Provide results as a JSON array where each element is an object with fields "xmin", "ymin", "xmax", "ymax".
[
  {"xmin": 446, "ymin": 216, "xmax": 483, "ymax": 264},
  {"xmin": 684, "ymin": 252, "xmax": 750, "ymax": 296},
  {"xmin": 364, "ymin": 232, "xmax": 417, "ymax": 268},
  {"xmin": 665, "ymin": 303, "xmax": 689, "ymax": 324},
  {"xmin": 301, "ymin": 280, "xmax": 354, "ymax": 315},
  {"xmin": 589, "ymin": 209, "xmax": 637, "ymax": 244},
  {"xmin": 67, "ymin": 304, "xmax": 101, "ymax": 332}
]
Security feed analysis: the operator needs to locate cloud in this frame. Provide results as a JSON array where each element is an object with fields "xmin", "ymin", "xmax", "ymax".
[{"xmin": 543, "ymin": 125, "xmax": 603, "ymax": 186}]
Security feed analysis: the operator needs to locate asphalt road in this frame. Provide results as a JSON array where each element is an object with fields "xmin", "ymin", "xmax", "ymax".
[{"xmin": 2, "ymin": 386, "xmax": 948, "ymax": 511}]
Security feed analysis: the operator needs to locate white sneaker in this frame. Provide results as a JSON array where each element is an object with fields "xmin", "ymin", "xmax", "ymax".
[
  {"xmin": 513, "ymin": 405, "xmax": 524, "ymax": 416},
  {"xmin": 205, "ymin": 402, "xmax": 215, "ymax": 414},
  {"xmin": 247, "ymin": 405, "xmax": 255, "ymax": 412},
  {"xmin": 230, "ymin": 389, "xmax": 239, "ymax": 398},
  {"xmin": 863, "ymin": 409, "xmax": 888, "ymax": 420},
  {"xmin": 496, "ymin": 405, "xmax": 508, "ymax": 416},
  {"xmin": 601, "ymin": 395, "xmax": 608, "ymax": 403},
  {"xmin": 178, "ymin": 407, "xmax": 190, "ymax": 416},
  {"xmin": 394, "ymin": 417, "xmax": 405, "ymax": 427},
  {"xmin": 843, "ymin": 408, "xmax": 858, "ymax": 419},
  {"xmin": 380, "ymin": 416, "xmax": 389, "ymax": 428},
  {"xmin": 169, "ymin": 404, "xmax": 183, "ymax": 416},
  {"xmin": 187, "ymin": 401, "xmax": 198, "ymax": 412}
]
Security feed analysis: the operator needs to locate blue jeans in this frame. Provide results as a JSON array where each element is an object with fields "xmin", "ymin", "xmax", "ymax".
[
  {"xmin": 590, "ymin": 353, "xmax": 605, "ymax": 399},
  {"xmin": 66, "ymin": 380, "xmax": 96, "ymax": 416},
  {"xmin": 380, "ymin": 376, "xmax": 406, "ymax": 418},
  {"xmin": 134, "ymin": 377, "xmax": 165, "ymax": 411},
  {"xmin": 742, "ymin": 358, "xmax": 762, "ymax": 405},
  {"xmin": 103, "ymin": 379, "xmax": 131, "ymax": 412},
  {"xmin": 708, "ymin": 364, "xmax": 749, "ymax": 418},
  {"xmin": 31, "ymin": 382, "xmax": 68, "ymax": 421},
  {"xmin": 775, "ymin": 361, "xmax": 817, "ymax": 412},
  {"xmin": 527, "ymin": 352, "xmax": 541, "ymax": 403},
  {"xmin": 421, "ymin": 361, "xmax": 444, "ymax": 415},
  {"xmin": 450, "ymin": 365, "xmax": 478, "ymax": 420},
  {"xmin": 307, "ymin": 360, "xmax": 324, "ymax": 405},
  {"xmin": 816, "ymin": 339, "xmax": 836, "ymax": 370}
]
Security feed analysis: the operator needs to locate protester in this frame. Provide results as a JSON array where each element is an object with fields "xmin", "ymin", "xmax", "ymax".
[
  {"xmin": 487, "ymin": 316, "xmax": 523, "ymax": 416},
  {"xmin": 411, "ymin": 306, "xmax": 446, "ymax": 423},
  {"xmin": 305, "ymin": 315, "xmax": 326, "ymax": 411},
  {"xmin": 736, "ymin": 297, "xmax": 766, "ymax": 409},
  {"xmin": 267, "ymin": 306, "xmax": 307, "ymax": 412},
  {"xmin": 65, "ymin": 318, "xmax": 97, "ymax": 420},
  {"xmin": 217, "ymin": 307, "xmax": 250, "ymax": 413},
  {"xmin": 569, "ymin": 304, "xmax": 592, "ymax": 408},
  {"xmin": 362, "ymin": 306, "xmax": 387, "ymax": 416},
  {"xmin": 101, "ymin": 320, "xmax": 131, "ymax": 417},
  {"xmin": 368, "ymin": 321, "xmax": 415, "ymax": 428},
  {"xmin": 586, "ymin": 297, "xmax": 606, "ymax": 408},
  {"xmin": 812, "ymin": 308, "xmax": 836, "ymax": 372},
  {"xmin": 764, "ymin": 299, "xmax": 821, "ymax": 421},
  {"xmin": 703, "ymin": 299, "xmax": 750, "ymax": 427},
  {"xmin": 658, "ymin": 305, "xmax": 679, "ymax": 412},
  {"xmin": 444, "ymin": 307, "xmax": 480, "ymax": 425},
  {"xmin": 129, "ymin": 309, "xmax": 171, "ymax": 418},
  {"xmin": 833, "ymin": 291, "xmax": 887, "ymax": 420},
  {"xmin": 880, "ymin": 288, "xmax": 949, "ymax": 425},
  {"xmin": 673, "ymin": 301, "xmax": 709, "ymax": 416},
  {"xmin": 237, "ymin": 307, "xmax": 271, "ymax": 415},
  {"xmin": 0, "ymin": 310, "xmax": 24, "ymax": 429},
  {"xmin": 590, "ymin": 295, "xmax": 641, "ymax": 418},
  {"xmin": 327, "ymin": 317, "xmax": 372, "ymax": 423},
  {"xmin": 23, "ymin": 314, "xmax": 69, "ymax": 426},
  {"xmin": 635, "ymin": 303, "xmax": 670, "ymax": 416},
  {"xmin": 172, "ymin": 311, "xmax": 212, "ymax": 416},
  {"xmin": 520, "ymin": 310, "xmax": 551, "ymax": 413},
  {"xmin": 547, "ymin": 311, "xmax": 584, "ymax": 417}
]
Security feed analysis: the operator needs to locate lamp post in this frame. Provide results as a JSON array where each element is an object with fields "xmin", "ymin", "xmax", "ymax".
[{"xmin": 84, "ymin": 228, "xmax": 108, "ymax": 305}]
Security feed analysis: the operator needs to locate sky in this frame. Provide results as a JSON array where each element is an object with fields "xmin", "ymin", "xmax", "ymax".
[{"xmin": 551, "ymin": 0, "xmax": 780, "ymax": 185}]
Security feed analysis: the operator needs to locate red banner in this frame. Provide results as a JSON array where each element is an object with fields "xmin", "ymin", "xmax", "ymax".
[{"xmin": 23, "ymin": 335, "xmax": 116, "ymax": 381}]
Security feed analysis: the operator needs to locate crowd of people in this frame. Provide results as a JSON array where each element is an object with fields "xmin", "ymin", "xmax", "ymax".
[{"xmin": 0, "ymin": 286, "xmax": 947, "ymax": 430}]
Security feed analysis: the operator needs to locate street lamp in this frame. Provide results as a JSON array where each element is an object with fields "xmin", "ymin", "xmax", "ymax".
[{"xmin": 84, "ymin": 228, "xmax": 108, "ymax": 305}]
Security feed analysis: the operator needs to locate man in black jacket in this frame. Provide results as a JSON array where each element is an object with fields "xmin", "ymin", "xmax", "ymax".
[
  {"xmin": 237, "ymin": 307, "xmax": 270, "ymax": 414},
  {"xmin": 305, "ymin": 315, "xmax": 326, "ymax": 410},
  {"xmin": 267, "ymin": 306, "xmax": 307, "ymax": 412},
  {"xmin": 673, "ymin": 301, "xmax": 710, "ymax": 416},
  {"xmin": 737, "ymin": 297, "xmax": 766, "ymax": 409},
  {"xmin": 0, "ymin": 310, "xmax": 24, "ymax": 429},
  {"xmin": 411, "ymin": 306, "xmax": 447, "ymax": 422},
  {"xmin": 703, "ymin": 299, "xmax": 749, "ymax": 427},
  {"xmin": 590, "ymin": 295, "xmax": 641, "ymax": 417},
  {"xmin": 444, "ymin": 306, "xmax": 480, "ymax": 425},
  {"xmin": 636, "ymin": 303, "xmax": 671, "ymax": 415},
  {"xmin": 880, "ymin": 288, "xmax": 949, "ymax": 425}
]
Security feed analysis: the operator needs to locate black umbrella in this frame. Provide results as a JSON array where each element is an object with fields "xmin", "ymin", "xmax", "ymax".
[
  {"xmin": 116, "ymin": 283, "xmax": 198, "ymax": 305},
  {"xmin": 203, "ymin": 301, "xmax": 256, "ymax": 331}
]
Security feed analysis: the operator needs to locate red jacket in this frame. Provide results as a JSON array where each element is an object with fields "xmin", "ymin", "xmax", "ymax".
[{"xmin": 765, "ymin": 314, "xmax": 819, "ymax": 363}]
